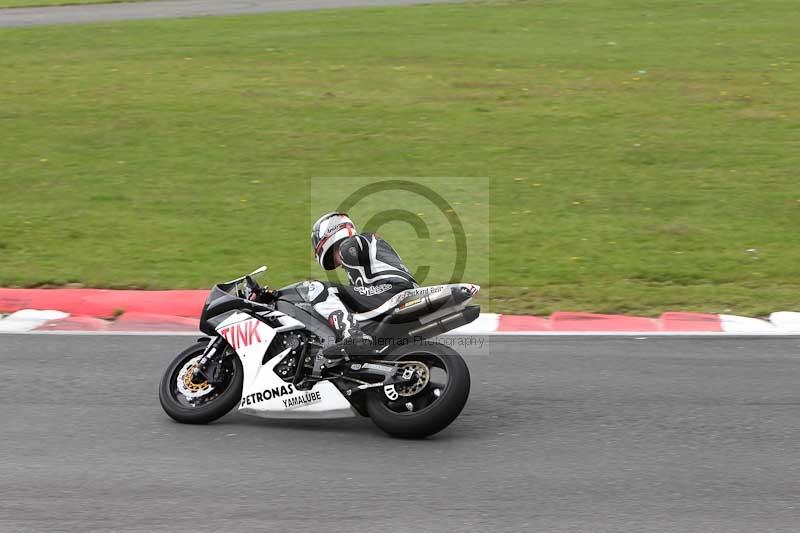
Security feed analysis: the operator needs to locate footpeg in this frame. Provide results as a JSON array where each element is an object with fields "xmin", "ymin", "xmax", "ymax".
[{"xmin": 311, "ymin": 353, "xmax": 348, "ymax": 378}]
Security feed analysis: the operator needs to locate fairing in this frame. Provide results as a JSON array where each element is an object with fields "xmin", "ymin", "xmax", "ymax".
[{"xmin": 215, "ymin": 311, "xmax": 357, "ymax": 419}]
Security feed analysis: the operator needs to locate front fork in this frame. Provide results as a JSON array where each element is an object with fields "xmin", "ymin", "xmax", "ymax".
[{"xmin": 192, "ymin": 337, "xmax": 225, "ymax": 384}]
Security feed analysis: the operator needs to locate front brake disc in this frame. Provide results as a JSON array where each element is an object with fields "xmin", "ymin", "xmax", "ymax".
[{"xmin": 176, "ymin": 357, "xmax": 214, "ymax": 400}]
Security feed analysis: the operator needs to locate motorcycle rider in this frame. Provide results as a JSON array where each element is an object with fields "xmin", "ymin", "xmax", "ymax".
[{"xmin": 309, "ymin": 212, "xmax": 418, "ymax": 357}]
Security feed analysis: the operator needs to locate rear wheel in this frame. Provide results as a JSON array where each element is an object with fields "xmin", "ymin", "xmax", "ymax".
[
  {"xmin": 159, "ymin": 341, "xmax": 243, "ymax": 425},
  {"xmin": 366, "ymin": 342, "xmax": 470, "ymax": 439}
]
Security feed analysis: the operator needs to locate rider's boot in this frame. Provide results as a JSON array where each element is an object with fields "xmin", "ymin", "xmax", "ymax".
[
  {"xmin": 322, "ymin": 327, "xmax": 375, "ymax": 358},
  {"xmin": 312, "ymin": 328, "xmax": 375, "ymax": 378}
]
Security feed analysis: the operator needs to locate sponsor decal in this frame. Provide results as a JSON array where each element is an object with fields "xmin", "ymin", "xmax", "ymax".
[
  {"xmin": 362, "ymin": 363, "xmax": 395, "ymax": 372},
  {"xmin": 240, "ymin": 384, "xmax": 296, "ymax": 407},
  {"xmin": 399, "ymin": 298, "xmax": 423, "ymax": 309},
  {"xmin": 219, "ymin": 319, "xmax": 263, "ymax": 352},
  {"xmin": 402, "ymin": 286, "xmax": 445, "ymax": 300},
  {"xmin": 326, "ymin": 221, "xmax": 351, "ymax": 236},
  {"xmin": 384, "ymin": 385, "xmax": 399, "ymax": 401},
  {"xmin": 353, "ymin": 283, "xmax": 392, "ymax": 296},
  {"xmin": 282, "ymin": 391, "xmax": 323, "ymax": 409}
]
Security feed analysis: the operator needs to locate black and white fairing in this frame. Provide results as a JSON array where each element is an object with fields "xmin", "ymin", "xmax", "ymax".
[
  {"xmin": 215, "ymin": 310, "xmax": 356, "ymax": 419},
  {"xmin": 199, "ymin": 272, "xmax": 480, "ymax": 420}
]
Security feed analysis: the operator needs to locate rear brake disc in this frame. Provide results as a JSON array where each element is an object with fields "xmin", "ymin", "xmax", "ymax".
[{"xmin": 394, "ymin": 363, "xmax": 430, "ymax": 397}]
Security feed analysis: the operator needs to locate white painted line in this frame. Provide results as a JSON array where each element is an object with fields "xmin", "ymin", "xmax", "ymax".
[
  {"xmin": 3, "ymin": 329, "xmax": 800, "ymax": 337},
  {"xmin": 449, "ymin": 313, "xmax": 500, "ymax": 334},
  {"xmin": 472, "ymin": 330, "xmax": 800, "ymax": 336},
  {"xmin": 2, "ymin": 330, "xmax": 202, "ymax": 336},
  {"xmin": 0, "ymin": 309, "xmax": 69, "ymax": 333},
  {"xmin": 720, "ymin": 314, "xmax": 779, "ymax": 333},
  {"xmin": 770, "ymin": 311, "xmax": 800, "ymax": 332},
  {"xmin": 2, "ymin": 309, "xmax": 799, "ymax": 336}
]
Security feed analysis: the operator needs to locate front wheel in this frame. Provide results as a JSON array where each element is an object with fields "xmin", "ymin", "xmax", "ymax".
[
  {"xmin": 366, "ymin": 342, "xmax": 471, "ymax": 439},
  {"xmin": 159, "ymin": 341, "xmax": 243, "ymax": 425}
]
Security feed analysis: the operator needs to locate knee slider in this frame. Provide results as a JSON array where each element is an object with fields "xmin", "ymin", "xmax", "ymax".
[{"xmin": 307, "ymin": 281, "xmax": 328, "ymax": 304}]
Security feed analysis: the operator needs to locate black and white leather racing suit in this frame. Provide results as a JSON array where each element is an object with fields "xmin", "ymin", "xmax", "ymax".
[{"xmin": 308, "ymin": 232, "xmax": 417, "ymax": 342}]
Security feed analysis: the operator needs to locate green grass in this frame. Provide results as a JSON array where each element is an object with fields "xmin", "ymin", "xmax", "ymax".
[
  {"xmin": 0, "ymin": 0, "xmax": 145, "ymax": 7},
  {"xmin": 2, "ymin": 0, "xmax": 799, "ymax": 316}
]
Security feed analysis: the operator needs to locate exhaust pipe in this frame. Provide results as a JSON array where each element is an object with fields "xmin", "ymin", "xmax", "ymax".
[{"xmin": 407, "ymin": 305, "xmax": 481, "ymax": 340}]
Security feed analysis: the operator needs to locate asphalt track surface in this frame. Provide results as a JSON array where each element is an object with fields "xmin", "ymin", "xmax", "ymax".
[
  {"xmin": 0, "ymin": 0, "xmax": 462, "ymax": 27},
  {"xmin": 2, "ymin": 335, "xmax": 799, "ymax": 532}
]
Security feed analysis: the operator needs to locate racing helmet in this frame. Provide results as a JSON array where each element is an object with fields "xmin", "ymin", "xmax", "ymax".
[{"xmin": 311, "ymin": 212, "xmax": 357, "ymax": 270}]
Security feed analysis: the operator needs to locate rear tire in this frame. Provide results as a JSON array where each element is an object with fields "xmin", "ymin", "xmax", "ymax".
[
  {"xmin": 159, "ymin": 341, "xmax": 243, "ymax": 425},
  {"xmin": 366, "ymin": 342, "xmax": 470, "ymax": 439}
]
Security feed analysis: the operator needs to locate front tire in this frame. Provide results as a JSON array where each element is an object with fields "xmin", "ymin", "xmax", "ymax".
[
  {"xmin": 159, "ymin": 341, "xmax": 243, "ymax": 425},
  {"xmin": 366, "ymin": 342, "xmax": 471, "ymax": 439}
]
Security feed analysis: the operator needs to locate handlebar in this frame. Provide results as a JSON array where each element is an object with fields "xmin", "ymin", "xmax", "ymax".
[
  {"xmin": 244, "ymin": 275, "xmax": 277, "ymax": 304},
  {"xmin": 222, "ymin": 266, "xmax": 277, "ymax": 304},
  {"xmin": 245, "ymin": 274, "xmax": 259, "ymax": 292}
]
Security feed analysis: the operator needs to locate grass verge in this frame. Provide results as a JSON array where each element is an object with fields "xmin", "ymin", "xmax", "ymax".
[{"xmin": 1, "ymin": 0, "xmax": 799, "ymax": 316}]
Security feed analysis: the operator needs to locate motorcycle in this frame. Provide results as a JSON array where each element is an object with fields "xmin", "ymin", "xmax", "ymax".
[{"xmin": 159, "ymin": 266, "xmax": 481, "ymax": 438}]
